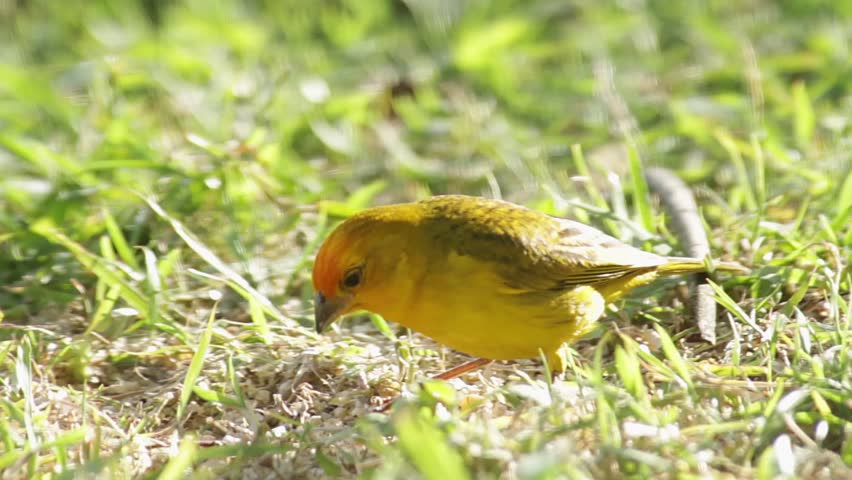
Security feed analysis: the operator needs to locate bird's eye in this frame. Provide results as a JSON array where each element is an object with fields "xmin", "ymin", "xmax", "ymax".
[{"xmin": 342, "ymin": 267, "xmax": 363, "ymax": 289}]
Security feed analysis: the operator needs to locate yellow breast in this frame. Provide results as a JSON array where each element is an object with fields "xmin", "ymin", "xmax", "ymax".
[{"xmin": 388, "ymin": 252, "xmax": 607, "ymax": 361}]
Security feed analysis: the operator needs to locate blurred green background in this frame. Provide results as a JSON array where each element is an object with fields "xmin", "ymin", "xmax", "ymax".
[
  {"xmin": 1, "ymin": 0, "xmax": 850, "ymax": 478},
  {"xmin": 3, "ymin": 0, "xmax": 849, "ymax": 316}
]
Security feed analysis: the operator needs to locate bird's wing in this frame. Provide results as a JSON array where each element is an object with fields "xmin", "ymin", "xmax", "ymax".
[
  {"xmin": 538, "ymin": 218, "xmax": 665, "ymax": 289},
  {"xmin": 422, "ymin": 195, "xmax": 665, "ymax": 292}
]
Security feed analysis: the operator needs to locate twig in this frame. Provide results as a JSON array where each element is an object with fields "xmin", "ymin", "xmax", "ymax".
[{"xmin": 645, "ymin": 167, "xmax": 718, "ymax": 343}]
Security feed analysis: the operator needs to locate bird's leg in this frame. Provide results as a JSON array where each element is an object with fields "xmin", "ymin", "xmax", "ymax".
[
  {"xmin": 545, "ymin": 349, "xmax": 567, "ymax": 379},
  {"xmin": 433, "ymin": 358, "xmax": 493, "ymax": 380}
]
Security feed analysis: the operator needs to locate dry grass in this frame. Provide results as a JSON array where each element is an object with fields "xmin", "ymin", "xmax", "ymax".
[{"xmin": 1, "ymin": 0, "xmax": 851, "ymax": 478}]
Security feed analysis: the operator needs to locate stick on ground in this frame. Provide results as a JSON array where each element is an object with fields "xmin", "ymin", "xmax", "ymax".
[{"xmin": 645, "ymin": 167, "xmax": 718, "ymax": 343}]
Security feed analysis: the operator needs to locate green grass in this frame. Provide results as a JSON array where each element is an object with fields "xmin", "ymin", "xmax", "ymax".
[{"xmin": 1, "ymin": 0, "xmax": 851, "ymax": 478}]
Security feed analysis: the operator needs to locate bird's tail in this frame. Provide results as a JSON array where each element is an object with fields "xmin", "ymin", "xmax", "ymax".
[{"xmin": 658, "ymin": 257, "xmax": 749, "ymax": 276}]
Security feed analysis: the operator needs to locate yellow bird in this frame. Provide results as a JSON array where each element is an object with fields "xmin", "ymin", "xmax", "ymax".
[{"xmin": 312, "ymin": 195, "xmax": 744, "ymax": 377}]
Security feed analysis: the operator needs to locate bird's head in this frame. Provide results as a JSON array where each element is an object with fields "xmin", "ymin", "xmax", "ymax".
[{"xmin": 312, "ymin": 204, "xmax": 420, "ymax": 333}]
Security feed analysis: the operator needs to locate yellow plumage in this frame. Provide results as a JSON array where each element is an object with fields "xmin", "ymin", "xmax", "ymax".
[{"xmin": 312, "ymin": 195, "xmax": 745, "ymax": 374}]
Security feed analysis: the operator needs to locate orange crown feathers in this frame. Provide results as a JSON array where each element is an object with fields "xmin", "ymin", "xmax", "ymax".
[{"xmin": 313, "ymin": 203, "xmax": 422, "ymax": 297}]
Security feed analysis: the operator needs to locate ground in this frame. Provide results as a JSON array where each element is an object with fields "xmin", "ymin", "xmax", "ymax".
[{"xmin": 0, "ymin": 1, "xmax": 850, "ymax": 478}]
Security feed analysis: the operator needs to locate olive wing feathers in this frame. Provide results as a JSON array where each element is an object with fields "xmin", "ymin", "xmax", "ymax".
[{"xmin": 421, "ymin": 196, "xmax": 665, "ymax": 292}]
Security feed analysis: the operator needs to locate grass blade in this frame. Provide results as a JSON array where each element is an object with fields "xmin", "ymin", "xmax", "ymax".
[
  {"xmin": 177, "ymin": 303, "xmax": 217, "ymax": 420},
  {"xmin": 157, "ymin": 435, "xmax": 197, "ymax": 480},
  {"xmin": 144, "ymin": 195, "xmax": 291, "ymax": 325},
  {"xmin": 394, "ymin": 408, "xmax": 471, "ymax": 480},
  {"xmin": 627, "ymin": 142, "xmax": 655, "ymax": 233},
  {"xmin": 102, "ymin": 208, "xmax": 140, "ymax": 270},
  {"xmin": 792, "ymin": 81, "xmax": 815, "ymax": 147}
]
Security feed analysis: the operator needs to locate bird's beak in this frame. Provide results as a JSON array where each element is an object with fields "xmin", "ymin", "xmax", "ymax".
[{"xmin": 314, "ymin": 291, "xmax": 352, "ymax": 333}]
